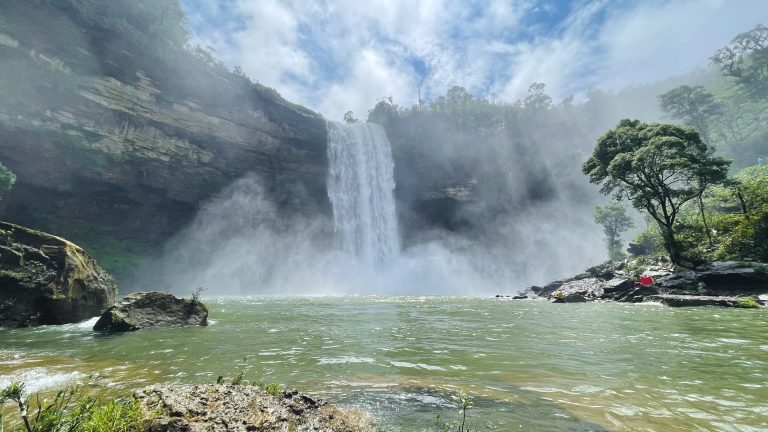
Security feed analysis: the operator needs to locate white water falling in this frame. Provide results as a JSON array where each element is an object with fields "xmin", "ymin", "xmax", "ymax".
[{"xmin": 327, "ymin": 120, "xmax": 400, "ymax": 266}]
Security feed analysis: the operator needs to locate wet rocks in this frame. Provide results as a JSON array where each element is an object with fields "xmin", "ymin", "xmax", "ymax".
[
  {"xmin": 93, "ymin": 291, "xmax": 207, "ymax": 332},
  {"xmin": 0, "ymin": 221, "xmax": 116, "ymax": 327},
  {"xmin": 516, "ymin": 258, "xmax": 768, "ymax": 307},
  {"xmin": 558, "ymin": 278, "xmax": 605, "ymax": 300},
  {"xmin": 646, "ymin": 294, "xmax": 748, "ymax": 308},
  {"xmin": 135, "ymin": 384, "xmax": 373, "ymax": 432}
]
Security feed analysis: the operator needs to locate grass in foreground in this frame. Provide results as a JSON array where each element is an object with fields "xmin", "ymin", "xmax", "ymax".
[{"xmin": 0, "ymin": 381, "xmax": 150, "ymax": 432}]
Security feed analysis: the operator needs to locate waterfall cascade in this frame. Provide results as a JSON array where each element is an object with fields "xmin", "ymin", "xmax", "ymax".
[{"xmin": 326, "ymin": 121, "xmax": 400, "ymax": 266}]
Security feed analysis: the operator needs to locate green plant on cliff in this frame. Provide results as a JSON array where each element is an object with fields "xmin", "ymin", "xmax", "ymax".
[{"xmin": 0, "ymin": 162, "xmax": 15, "ymax": 200}]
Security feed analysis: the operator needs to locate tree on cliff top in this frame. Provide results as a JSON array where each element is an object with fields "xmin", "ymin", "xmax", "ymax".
[
  {"xmin": 0, "ymin": 162, "xmax": 15, "ymax": 200},
  {"xmin": 594, "ymin": 202, "xmax": 634, "ymax": 261},
  {"xmin": 711, "ymin": 24, "xmax": 768, "ymax": 99},
  {"xmin": 582, "ymin": 120, "xmax": 731, "ymax": 265}
]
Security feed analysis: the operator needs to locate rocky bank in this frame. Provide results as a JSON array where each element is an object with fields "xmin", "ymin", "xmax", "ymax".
[
  {"xmin": 0, "ymin": 221, "xmax": 115, "ymax": 327},
  {"xmin": 135, "ymin": 384, "xmax": 373, "ymax": 432},
  {"xmin": 510, "ymin": 259, "xmax": 768, "ymax": 307}
]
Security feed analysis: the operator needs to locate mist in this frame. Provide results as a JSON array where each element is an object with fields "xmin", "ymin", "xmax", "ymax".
[{"xmin": 141, "ymin": 174, "xmax": 494, "ymax": 296}]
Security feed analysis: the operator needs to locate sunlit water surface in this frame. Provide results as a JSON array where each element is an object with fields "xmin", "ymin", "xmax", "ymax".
[{"xmin": 1, "ymin": 297, "xmax": 767, "ymax": 431}]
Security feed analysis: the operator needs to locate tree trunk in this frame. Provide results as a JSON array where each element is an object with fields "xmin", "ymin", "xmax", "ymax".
[
  {"xmin": 660, "ymin": 223, "xmax": 682, "ymax": 265},
  {"xmin": 736, "ymin": 189, "xmax": 750, "ymax": 219},
  {"xmin": 699, "ymin": 194, "xmax": 713, "ymax": 247}
]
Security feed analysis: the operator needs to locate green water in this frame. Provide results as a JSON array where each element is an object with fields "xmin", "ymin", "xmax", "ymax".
[{"xmin": 1, "ymin": 297, "xmax": 767, "ymax": 431}]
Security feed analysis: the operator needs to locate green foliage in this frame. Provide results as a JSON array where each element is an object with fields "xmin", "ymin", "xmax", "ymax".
[
  {"xmin": 583, "ymin": 120, "xmax": 731, "ymax": 264},
  {"xmin": 258, "ymin": 383, "xmax": 284, "ymax": 397},
  {"xmin": 631, "ymin": 223, "xmax": 665, "ymax": 257},
  {"xmin": 0, "ymin": 162, "xmax": 16, "ymax": 200},
  {"xmin": 631, "ymin": 164, "xmax": 768, "ymax": 262},
  {"xmin": 735, "ymin": 297, "xmax": 761, "ymax": 309},
  {"xmin": 190, "ymin": 287, "xmax": 206, "ymax": 305},
  {"xmin": 0, "ymin": 381, "xmax": 147, "ymax": 432},
  {"xmin": 594, "ymin": 202, "xmax": 634, "ymax": 260},
  {"xmin": 213, "ymin": 374, "xmax": 284, "ymax": 397}
]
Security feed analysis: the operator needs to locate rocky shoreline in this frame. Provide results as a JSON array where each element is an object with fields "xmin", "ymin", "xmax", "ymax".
[
  {"xmin": 500, "ymin": 259, "xmax": 768, "ymax": 307},
  {"xmin": 136, "ymin": 384, "xmax": 372, "ymax": 432}
]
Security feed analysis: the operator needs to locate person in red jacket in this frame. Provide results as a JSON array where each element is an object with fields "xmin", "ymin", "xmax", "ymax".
[{"xmin": 638, "ymin": 274, "xmax": 654, "ymax": 286}]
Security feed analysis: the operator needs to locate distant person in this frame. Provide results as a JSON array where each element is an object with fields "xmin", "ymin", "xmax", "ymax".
[
  {"xmin": 636, "ymin": 274, "xmax": 654, "ymax": 287},
  {"xmin": 758, "ymin": 157, "xmax": 764, "ymax": 165}
]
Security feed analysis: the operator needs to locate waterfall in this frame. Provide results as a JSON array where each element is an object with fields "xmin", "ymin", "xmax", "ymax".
[{"xmin": 326, "ymin": 120, "xmax": 400, "ymax": 265}]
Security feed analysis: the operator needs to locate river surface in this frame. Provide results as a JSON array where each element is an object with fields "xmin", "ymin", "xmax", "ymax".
[{"xmin": 1, "ymin": 297, "xmax": 767, "ymax": 431}]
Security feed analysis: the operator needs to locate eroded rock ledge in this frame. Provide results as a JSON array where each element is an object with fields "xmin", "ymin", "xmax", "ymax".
[{"xmin": 135, "ymin": 384, "xmax": 373, "ymax": 432}]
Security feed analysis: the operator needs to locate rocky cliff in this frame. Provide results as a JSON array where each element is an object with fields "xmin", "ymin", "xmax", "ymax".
[{"xmin": 0, "ymin": 2, "xmax": 328, "ymax": 280}]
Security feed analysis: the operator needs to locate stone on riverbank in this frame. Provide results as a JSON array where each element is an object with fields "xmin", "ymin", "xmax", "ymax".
[
  {"xmin": 0, "ymin": 221, "xmax": 116, "ymax": 327},
  {"xmin": 646, "ymin": 294, "xmax": 754, "ymax": 308},
  {"xmin": 135, "ymin": 384, "xmax": 373, "ymax": 432},
  {"xmin": 93, "ymin": 291, "xmax": 207, "ymax": 332}
]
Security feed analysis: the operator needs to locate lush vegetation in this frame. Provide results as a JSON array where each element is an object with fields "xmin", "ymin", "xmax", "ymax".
[
  {"xmin": 583, "ymin": 120, "xmax": 731, "ymax": 264},
  {"xmin": 620, "ymin": 26, "xmax": 768, "ymax": 265},
  {"xmin": 0, "ymin": 382, "xmax": 149, "ymax": 432}
]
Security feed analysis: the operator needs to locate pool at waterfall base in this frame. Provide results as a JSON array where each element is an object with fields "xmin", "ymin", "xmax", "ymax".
[{"xmin": 1, "ymin": 297, "xmax": 767, "ymax": 431}]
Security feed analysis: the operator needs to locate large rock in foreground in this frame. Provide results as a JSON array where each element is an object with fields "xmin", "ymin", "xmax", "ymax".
[
  {"xmin": 0, "ymin": 221, "xmax": 116, "ymax": 327},
  {"xmin": 135, "ymin": 384, "xmax": 373, "ymax": 432},
  {"xmin": 94, "ymin": 291, "xmax": 208, "ymax": 332}
]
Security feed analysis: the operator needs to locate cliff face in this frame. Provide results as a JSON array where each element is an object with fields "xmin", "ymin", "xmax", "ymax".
[{"xmin": 0, "ymin": 3, "xmax": 328, "ymax": 278}]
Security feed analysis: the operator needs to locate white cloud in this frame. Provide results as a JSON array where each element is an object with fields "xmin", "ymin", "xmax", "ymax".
[
  {"xmin": 595, "ymin": 0, "xmax": 767, "ymax": 90},
  {"xmin": 184, "ymin": 0, "xmax": 768, "ymax": 118},
  {"xmin": 318, "ymin": 49, "xmax": 415, "ymax": 120}
]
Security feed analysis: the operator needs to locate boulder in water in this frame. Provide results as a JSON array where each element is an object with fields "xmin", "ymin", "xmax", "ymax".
[
  {"xmin": 0, "ymin": 221, "xmax": 116, "ymax": 327},
  {"xmin": 93, "ymin": 291, "xmax": 207, "ymax": 332},
  {"xmin": 135, "ymin": 384, "xmax": 373, "ymax": 432}
]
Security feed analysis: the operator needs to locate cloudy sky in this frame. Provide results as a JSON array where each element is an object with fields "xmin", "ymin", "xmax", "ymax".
[{"xmin": 181, "ymin": 0, "xmax": 767, "ymax": 120}]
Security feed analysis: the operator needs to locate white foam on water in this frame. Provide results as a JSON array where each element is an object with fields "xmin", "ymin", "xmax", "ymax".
[{"xmin": 0, "ymin": 367, "xmax": 84, "ymax": 394}]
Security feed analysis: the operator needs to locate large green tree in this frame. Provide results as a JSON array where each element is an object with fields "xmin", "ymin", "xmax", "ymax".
[
  {"xmin": 582, "ymin": 120, "xmax": 731, "ymax": 265},
  {"xmin": 593, "ymin": 202, "xmax": 634, "ymax": 260}
]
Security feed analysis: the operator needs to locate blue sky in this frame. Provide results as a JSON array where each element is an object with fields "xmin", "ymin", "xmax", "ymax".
[{"xmin": 181, "ymin": 0, "xmax": 768, "ymax": 120}]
